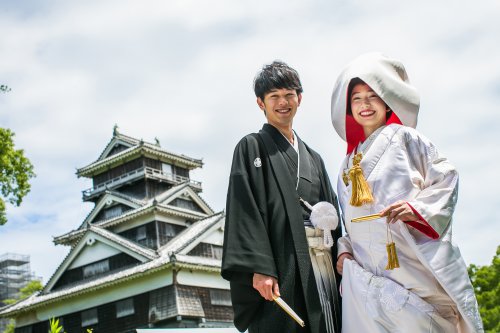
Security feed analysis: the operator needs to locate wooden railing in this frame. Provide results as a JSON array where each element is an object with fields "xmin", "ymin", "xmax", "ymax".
[
  {"xmin": 144, "ymin": 167, "xmax": 201, "ymax": 189},
  {"xmin": 82, "ymin": 167, "xmax": 201, "ymax": 199}
]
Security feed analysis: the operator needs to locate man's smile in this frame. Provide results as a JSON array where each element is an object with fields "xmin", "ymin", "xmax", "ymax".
[{"xmin": 275, "ymin": 108, "xmax": 291, "ymax": 114}]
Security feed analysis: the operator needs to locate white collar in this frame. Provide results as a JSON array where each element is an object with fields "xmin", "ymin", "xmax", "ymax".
[{"xmin": 280, "ymin": 130, "xmax": 299, "ymax": 153}]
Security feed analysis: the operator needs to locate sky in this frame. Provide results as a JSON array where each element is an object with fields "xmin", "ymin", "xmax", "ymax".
[{"xmin": 1, "ymin": 0, "xmax": 499, "ymax": 283}]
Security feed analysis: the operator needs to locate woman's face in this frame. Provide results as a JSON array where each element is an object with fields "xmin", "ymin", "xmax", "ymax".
[{"xmin": 350, "ymin": 82, "xmax": 389, "ymax": 137}]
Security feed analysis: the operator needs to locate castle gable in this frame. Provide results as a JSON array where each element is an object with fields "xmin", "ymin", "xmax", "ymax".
[
  {"xmin": 157, "ymin": 184, "xmax": 213, "ymax": 216},
  {"xmin": 160, "ymin": 212, "xmax": 224, "ymax": 257},
  {"xmin": 0, "ymin": 214, "xmax": 228, "ymax": 319},
  {"xmin": 97, "ymin": 133, "xmax": 140, "ymax": 161},
  {"xmin": 53, "ymin": 192, "xmax": 144, "ymax": 246},
  {"xmin": 82, "ymin": 191, "xmax": 144, "ymax": 227},
  {"xmin": 45, "ymin": 227, "xmax": 157, "ymax": 293}
]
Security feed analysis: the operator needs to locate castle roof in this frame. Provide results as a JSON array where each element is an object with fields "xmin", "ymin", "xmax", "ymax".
[
  {"xmin": 0, "ymin": 212, "xmax": 225, "ymax": 317},
  {"xmin": 77, "ymin": 130, "xmax": 203, "ymax": 178},
  {"xmin": 54, "ymin": 182, "xmax": 214, "ymax": 246}
]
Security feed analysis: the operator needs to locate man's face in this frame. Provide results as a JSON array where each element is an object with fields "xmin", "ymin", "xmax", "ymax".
[{"xmin": 257, "ymin": 88, "xmax": 302, "ymax": 129}]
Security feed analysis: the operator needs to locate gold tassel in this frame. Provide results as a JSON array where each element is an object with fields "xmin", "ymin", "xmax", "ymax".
[
  {"xmin": 348, "ymin": 152, "xmax": 374, "ymax": 206},
  {"xmin": 385, "ymin": 243, "xmax": 394, "ymax": 270},
  {"xmin": 391, "ymin": 243, "xmax": 400, "ymax": 268},
  {"xmin": 385, "ymin": 224, "xmax": 400, "ymax": 270}
]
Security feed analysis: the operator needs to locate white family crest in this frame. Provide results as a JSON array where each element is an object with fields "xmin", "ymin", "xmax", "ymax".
[{"xmin": 254, "ymin": 157, "xmax": 262, "ymax": 168}]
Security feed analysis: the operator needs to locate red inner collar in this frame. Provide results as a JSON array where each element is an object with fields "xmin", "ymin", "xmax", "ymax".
[{"xmin": 345, "ymin": 113, "xmax": 402, "ymax": 154}]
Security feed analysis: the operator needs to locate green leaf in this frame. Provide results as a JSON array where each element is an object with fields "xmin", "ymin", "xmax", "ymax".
[
  {"xmin": 0, "ymin": 128, "xmax": 35, "ymax": 225},
  {"xmin": 468, "ymin": 245, "xmax": 500, "ymax": 332},
  {"xmin": 49, "ymin": 317, "xmax": 64, "ymax": 333}
]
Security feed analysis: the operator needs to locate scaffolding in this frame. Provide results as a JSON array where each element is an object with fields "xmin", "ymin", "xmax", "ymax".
[
  {"xmin": 0, "ymin": 253, "xmax": 35, "ymax": 306},
  {"xmin": 0, "ymin": 253, "xmax": 40, "ymax": 331}
]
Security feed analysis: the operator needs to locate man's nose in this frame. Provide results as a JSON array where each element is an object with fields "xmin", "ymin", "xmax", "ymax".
[{"xmin": 277, "ymin": 96, "xmax": 288, "ymax": 105}]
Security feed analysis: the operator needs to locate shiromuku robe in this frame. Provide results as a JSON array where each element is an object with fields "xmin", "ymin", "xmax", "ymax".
[
  {"xmin": 222, "ymin": 124, "xmax": 342, "ymax": 333},
  {"xmin": 337, "ymin": 124, "xmax": 483, "ymax": 333}
]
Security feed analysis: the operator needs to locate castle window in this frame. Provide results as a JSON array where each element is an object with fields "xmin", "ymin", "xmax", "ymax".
[
  {"xmin": 164, "ymin": 223, "xmax": 177, "ymax": 237},
  {"xmin": 188, "ymin": 243, "xmax": 223, "ymax": 260},
  {"xmin": 136, "ymin": 225, "xmax": 147, "ymax": 241},
  {"xmin": 103, "ymin": 205, "xmax": 123, "ymax": 220},
  {"xmin": 116, "ymin": 298, "xmax": 135, "ymax": 318},
  {"xmin": 171, "ymin": 198, "xmax": 203, "ymax": 212},
  {"xmin": 83, "ymin": 259, "xmax": 110, "ymax": 278},
  {"xmin": 81, "ymin": 308, "xmax": 98, "ymax": 327},
  {"xmin": 212, "ymin": 246, "xmax": 223, "ymax": 260},
  {"xmin": 162, "ymin": 163, "xmax": 173, "ymax": 175},
  {"xmin": 209, "ymin": 289, "xmax": 232, "ymax": 306}
]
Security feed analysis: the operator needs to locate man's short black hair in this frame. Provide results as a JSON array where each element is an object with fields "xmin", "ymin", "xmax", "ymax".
[{"xmin": 253, "ymin": 61, "xmax": 303, "ymax": 100}]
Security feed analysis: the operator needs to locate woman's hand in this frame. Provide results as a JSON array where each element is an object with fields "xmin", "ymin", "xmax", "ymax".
[
  {"xmin": 336, "ymin": 253, "xmax": 354, "ymax": 275},
  {"xmin": 253, "ymin": 273, "xmax": 280, "ymax": 301},
  {"xmin": 379, "ymin": 200, "xmax": 419, "ymax": 224}
]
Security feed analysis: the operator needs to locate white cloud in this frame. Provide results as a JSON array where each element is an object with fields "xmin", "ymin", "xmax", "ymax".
[{"xmin": 1, "ymin": 0, "xmax": 499, "ymax": 282}]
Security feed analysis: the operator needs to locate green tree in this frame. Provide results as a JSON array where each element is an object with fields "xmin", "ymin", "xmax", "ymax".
[
  {"xmin": 2, "ymin": 280, "xmax": 43, "ymax": 305},
  {"xmin": 2, "ymin": 280, "xmax": 43, "ymax": 333},
  {"xmin": 0, "ymin": 85, "xmax": 11, "ymax": 93},
  {"xmin": 468, "ymin": 245, "xmax": 500, "ymax": 332},
  {"xmin": 0, "ymin": 128, "xmax": 35, "ymax": 225},
  {"xmin": 4, "ymin": 320, "xmax": 16, "ymax": 333}
]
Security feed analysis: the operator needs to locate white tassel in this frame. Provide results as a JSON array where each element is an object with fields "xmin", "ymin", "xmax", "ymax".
[{"xmin": 309, "ymin": 201, "xmax": 339, "ymax": 247}]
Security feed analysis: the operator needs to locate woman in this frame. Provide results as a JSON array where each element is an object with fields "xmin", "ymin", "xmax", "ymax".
[{"xmin": 331, "ymin": 52, "xmax": 483, "ymax": 333}]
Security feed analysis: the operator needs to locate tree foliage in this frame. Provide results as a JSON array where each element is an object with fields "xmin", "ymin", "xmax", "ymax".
[
  {"xmin": 2, "ymin": 280, "xmax": 42, "ymax": 333},
  {"xmin": 2, "ymin": 280, "xmax": 42, "ymax": 305},
  {"xmin": 0, "ymin": 128, "xmax": 35, "ymax": 225},
  {"xmin": 48, "ymin": 317, "xmax": 93, "ymax": 333},
  {"xmin": 4, "ymin": 319, "xmax": 15, "ymax": 333},
  {"xmin": 468, "ymin": 245, "xmax": 500, "ymax": 332},
  {"xmin": 0, "ymin": 85, "xmax": 11, "ymax": 93}
]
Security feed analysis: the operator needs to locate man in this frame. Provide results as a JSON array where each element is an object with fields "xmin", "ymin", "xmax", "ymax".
[{"xmin": 221, "ymin": 61, "xmax": 342, "ymax": 333}]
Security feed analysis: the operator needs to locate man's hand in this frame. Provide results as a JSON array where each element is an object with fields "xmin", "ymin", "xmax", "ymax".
[
  {"xmin": 336, "ymin": 253, "xmax": 354, "ymax": 275},
  {"xmin": 253, "ymin": 273, "xmax": 280, "ymax": 301},
  {"xmin": 379, "ymin": 200, "xmax": 419, "ymax": 224}
]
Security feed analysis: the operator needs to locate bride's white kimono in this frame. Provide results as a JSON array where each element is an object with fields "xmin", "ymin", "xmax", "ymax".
[
  {"xmin": 337, "ymin": 124, "xmax": 483, "ymax": 333},
  {"xmin": 330, "ymin": 53, "xmax": 483, "ymax": 333}
]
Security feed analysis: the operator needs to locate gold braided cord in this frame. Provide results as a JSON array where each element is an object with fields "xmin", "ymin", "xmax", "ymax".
[{"xmin": 348, "ymin": 152, "xmax": 374, "ymax": 206}]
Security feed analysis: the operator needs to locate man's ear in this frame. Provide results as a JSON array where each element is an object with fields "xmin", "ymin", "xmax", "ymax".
[
  {"xmin": 297, "ymin": 93, "xmax": 302, "ymax": 107},
  {"xmin": 257, "ymin": 97, "xmax": 265, "ymax": 110}
]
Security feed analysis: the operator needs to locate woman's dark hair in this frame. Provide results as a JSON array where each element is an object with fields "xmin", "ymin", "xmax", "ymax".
[
  {"xmin": 347, "ymin": 77, "xmax": 365, "ymax": 115},
  {"xmin": 253, "ymin": 61, "xmax": 303, "ymax": 100}
]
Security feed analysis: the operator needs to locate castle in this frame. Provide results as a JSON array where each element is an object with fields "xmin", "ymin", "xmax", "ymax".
[{"xmin": 0, "ymin": 128, "xmax": 233, "ymax": 333}]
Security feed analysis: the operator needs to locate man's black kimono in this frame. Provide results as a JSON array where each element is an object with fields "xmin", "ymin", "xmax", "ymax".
[{"xmin": 222, "ymin": 124, "xmax": 342, "ymax": 333}]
